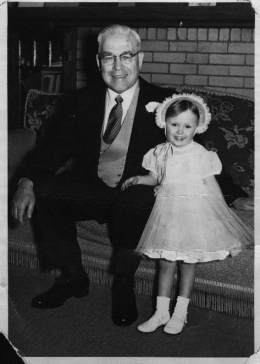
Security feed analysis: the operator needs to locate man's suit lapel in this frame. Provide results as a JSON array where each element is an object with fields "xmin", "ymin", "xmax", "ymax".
[
  {"xmin": 123, "ymin": 78, "xmax": 172, "ymax": 181},
  {"xmin": 77, "ymin": 85, "xmax": 106, "ymax": 157},
  {"xmin": 128, "ymin": 79, "xmax": 155, "ymax": 149},
  {"xmin": 78, "ymin": 85, "xmax": 106, "ymax": 129}
]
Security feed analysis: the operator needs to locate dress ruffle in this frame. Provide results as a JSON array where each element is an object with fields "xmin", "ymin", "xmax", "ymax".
[{"xmin": 136, "ymin": 248, "xmax": 242, "ymax": 264}]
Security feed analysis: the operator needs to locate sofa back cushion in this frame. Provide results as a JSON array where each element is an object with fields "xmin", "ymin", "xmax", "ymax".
[
  {"xmin": 24, "ymin": 89, "xmax": 74, "ymax": 146},
  {"xmin": 23, "ymin": 86, "xmax": 254, "ymax": 191}
]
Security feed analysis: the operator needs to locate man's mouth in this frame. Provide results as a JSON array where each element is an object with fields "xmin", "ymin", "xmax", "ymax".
[{"xmin": 112, "ymin": 74, "xmax": 127, "ymax": 79}]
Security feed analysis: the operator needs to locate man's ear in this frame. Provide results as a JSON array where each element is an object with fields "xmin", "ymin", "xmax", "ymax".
[
  {"xmin": 96, "ymin": 55, "xmax": 101, "ymax": 70},
  {"xmin": 138, "ymin": 51, "xmax": 144, "ymax": 69}
]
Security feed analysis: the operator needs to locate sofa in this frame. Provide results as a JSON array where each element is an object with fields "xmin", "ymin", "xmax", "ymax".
[{"xmin": 8, "ymin": 85, "xmax": 254, "ymax": 318}]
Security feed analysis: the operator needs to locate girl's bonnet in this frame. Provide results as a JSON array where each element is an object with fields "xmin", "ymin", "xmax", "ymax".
[{"xmin": 146, "ymin": 93, "xmax": 211, "ymax": 134}]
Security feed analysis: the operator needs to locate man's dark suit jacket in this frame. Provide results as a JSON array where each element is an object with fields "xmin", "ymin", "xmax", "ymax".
[{"xmin": 26, "ymin": 77, "xmax": 247, "ymax": 204}]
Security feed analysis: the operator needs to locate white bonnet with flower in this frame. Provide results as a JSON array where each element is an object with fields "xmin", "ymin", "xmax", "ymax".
[{"xmin": 145, "ymin": 93, "xmax": 211, "ymax": 134}]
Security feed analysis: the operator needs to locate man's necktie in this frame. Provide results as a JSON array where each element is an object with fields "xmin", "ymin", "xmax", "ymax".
[{"xmin": 103, "ymin": 95, "xmax": 123, "ymax": 145}]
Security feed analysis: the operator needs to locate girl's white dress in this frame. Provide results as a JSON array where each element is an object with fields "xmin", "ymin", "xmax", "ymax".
[{"xmin": 135, "ymin": 141, "xmax": 253, "ymax": 263}]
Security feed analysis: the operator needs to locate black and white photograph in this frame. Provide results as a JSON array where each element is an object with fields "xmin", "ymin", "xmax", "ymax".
[{"xmin": 1, "ymin": 1, "xmax": 258, "ymax": 363}]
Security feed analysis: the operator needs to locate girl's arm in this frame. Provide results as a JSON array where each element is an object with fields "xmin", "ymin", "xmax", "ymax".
[{"xmin": 121, "ymin": 171, "xmax": 157, "ymax": 191}]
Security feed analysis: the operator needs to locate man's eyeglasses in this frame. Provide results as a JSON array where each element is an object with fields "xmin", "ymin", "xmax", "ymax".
[{"xmin": 99, "ymin": 52, "xmax": 140, "ymax": 66}]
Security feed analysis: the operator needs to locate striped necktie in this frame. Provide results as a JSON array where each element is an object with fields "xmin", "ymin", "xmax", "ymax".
[{"xmin": 103, "ymin": 95, "xmax": 123, "ymax": 145}]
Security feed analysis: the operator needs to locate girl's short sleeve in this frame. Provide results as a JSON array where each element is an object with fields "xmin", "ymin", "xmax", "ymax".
[
  {"xmin": 201, "ymin": 151, "xmax": 222, "ymax": 177},
  {"xmin": 142, "ymin": 148, "xmax": 158, "ymax": 176}
]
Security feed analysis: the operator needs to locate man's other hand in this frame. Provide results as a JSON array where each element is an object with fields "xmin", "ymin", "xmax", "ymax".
[{"xmin": 12, "ymin": 178, "xmax": 35, "ymax": 225}]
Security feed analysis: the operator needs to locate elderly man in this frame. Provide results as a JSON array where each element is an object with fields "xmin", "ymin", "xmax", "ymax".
[{"xmin": 12, "ymin": 24, "xmax": 252, "ymax": 327}]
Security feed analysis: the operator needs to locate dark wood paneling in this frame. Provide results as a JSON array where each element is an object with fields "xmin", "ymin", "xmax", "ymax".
[
  {"xmin": 63, "ymin": 28, "xmax": 77, "ymax": 91},
  {"xmin": 9, "ymin": 2, "xmax": 255, "ymax": 29},
  {"xmin": 8, "ymin": 32, "xmax": 21, "ymax": 130}
]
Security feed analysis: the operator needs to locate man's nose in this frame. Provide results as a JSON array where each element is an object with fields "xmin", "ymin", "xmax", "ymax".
[{"xmin": 113, "ymin": 56, "xmax": 123, "ymax": 70}]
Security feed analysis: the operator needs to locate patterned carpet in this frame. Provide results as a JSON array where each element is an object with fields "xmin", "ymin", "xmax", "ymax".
[{"xmin": 7, "ymin": 264, "xmax": 254, "ymax": 361}]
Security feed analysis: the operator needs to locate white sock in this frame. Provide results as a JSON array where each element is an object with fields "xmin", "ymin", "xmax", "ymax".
[
  {"xmin": 173, "ymin": 296, "xmax": 190, "ymax": 318},
  {"xmin": 155, "ymin": 296, "xmax": 171, "ymax": 317}
]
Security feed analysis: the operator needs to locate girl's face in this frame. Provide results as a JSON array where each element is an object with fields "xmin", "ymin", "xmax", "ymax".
[{"xmin": 166, "ymin": 109, "xmax": 198, "ymax": 148}]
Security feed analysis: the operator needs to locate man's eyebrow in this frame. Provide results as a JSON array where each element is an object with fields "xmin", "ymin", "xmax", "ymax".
[
  {"xmin": 101, "ymin": 51, "xmax": 133, "ymax": 56},
  {"xmin": 120, "ymin": 51, "xmax": 134, "ymax": 55}
]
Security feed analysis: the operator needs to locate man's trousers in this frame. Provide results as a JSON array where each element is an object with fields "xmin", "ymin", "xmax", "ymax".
[{"xmin": 32, "ymin": 173, "xmax": 156, "ymax": 277}]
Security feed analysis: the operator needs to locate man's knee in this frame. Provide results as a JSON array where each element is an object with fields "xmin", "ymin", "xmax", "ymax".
[
  {"xmin": 117, "ymin": 185, "xmax": 155, "ymax": 211},
  {"xmin": 110, "ymin": 185, "xmax": 155, "ymax": 248}
]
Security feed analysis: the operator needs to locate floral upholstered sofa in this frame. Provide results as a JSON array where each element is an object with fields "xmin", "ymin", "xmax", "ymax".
[{"xmin": 8, "ymin": 85, "xmax": 254, "ymax": 318}]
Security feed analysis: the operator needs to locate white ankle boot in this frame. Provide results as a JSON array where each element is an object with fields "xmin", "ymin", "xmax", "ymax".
[
  {"xmin": 164, "ymin": 296, "xmax": 189, "ymax": 334},
  {"xmin": 137, "ymin": 311, "xmax": 170, "ymax": 333},
  {"xmin": 164, "ymin": 312, "xmax": 187, "ymax": 334}
]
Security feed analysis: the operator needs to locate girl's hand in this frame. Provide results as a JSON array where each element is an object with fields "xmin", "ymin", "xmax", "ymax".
[{"xmin": 121, "ymin": 176, "xmax": 140, "ymax": 191}]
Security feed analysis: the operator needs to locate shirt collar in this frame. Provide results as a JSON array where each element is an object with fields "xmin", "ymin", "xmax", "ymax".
[{"xmin": 107, "ymin": 81, "xmax": 138, "ymax": 105}]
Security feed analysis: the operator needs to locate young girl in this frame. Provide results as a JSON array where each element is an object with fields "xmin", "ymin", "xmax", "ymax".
[{"xmin": 122, "ymin": 94, "xmax": 253, "ymax": 335}]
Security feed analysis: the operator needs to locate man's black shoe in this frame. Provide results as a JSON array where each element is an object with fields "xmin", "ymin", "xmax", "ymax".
[
  {"xmin": 31, "ymin": 274, "xmax": 89, "ymax": 309},
  {"xmin": 111, "ymin": 275, "xmax": 138, "ymax": 326}
]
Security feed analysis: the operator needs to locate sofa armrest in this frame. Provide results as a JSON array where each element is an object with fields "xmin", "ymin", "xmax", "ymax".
[{"xmin": 8, "ymin": 128, "xmax": 36, "ymax": 185}]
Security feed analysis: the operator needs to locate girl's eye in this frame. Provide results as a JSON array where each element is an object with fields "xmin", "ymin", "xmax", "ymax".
[{"xmin": 186, "ymin": 125, "xmax": 191, "ymax": 128}]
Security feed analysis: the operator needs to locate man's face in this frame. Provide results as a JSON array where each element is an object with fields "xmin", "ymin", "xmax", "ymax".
[{"xmin": 96, "ymin": 33, "xmax": 144, "ymax": 94}]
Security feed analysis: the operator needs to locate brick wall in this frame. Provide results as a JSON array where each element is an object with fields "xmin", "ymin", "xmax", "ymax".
[{"xmin": 77, "ymin": 27, "xmax": 254, "ymax": 99}]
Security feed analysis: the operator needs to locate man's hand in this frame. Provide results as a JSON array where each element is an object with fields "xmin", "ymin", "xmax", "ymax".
[
  {"xmin": 12, "ymin": 178, "xmax": 35, "ymax": 225},
  {"xmin": 121, "ymin": 176, "xmax": 140, "ymax": 191},
  {"xmin": 232, "ymin": 197, "xmax": 254, "ymax": 212}
]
